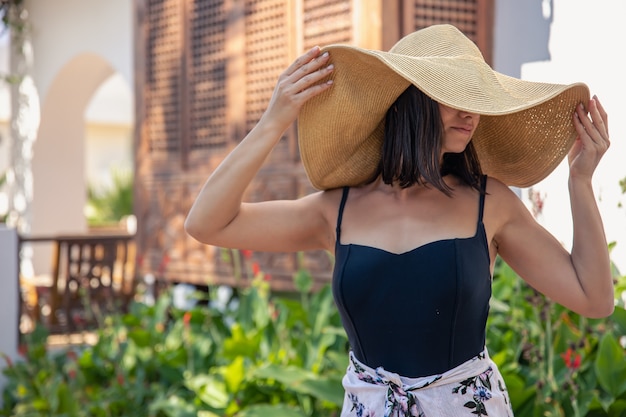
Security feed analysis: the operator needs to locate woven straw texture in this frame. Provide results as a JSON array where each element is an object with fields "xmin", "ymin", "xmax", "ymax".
[{"xmin": 298, "ymin": 24, "xmax": 589, "ymax": 190}]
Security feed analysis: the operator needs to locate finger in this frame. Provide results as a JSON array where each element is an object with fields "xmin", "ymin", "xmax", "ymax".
[
  {"xmin": 284, "ymin": 46, "xmax": 323, "ymax": 77},
  {"xmin": 587, "ymin": 98, "xmax": 608, "ymax": 138},
  {"xmin": 292, "ymin": 60, "xmax": 333, "ymax": 92},
  {"xmin": 294, "ymin": 76, "xmax": 334, "ymax": 103},
  {"xmin": 289, "ymin": 51, "xmax": 331, "ymax": 86},
  {"xmin": 587, "ymin": 99, "xmax": 610, "ymax": 149},
  {"xmin": 592, "ymin": 95, "xmax": 609, "ymax": 133},
  {"xmin": 573, "ymin": 107, "xmax": 587, "ymax": 138},
  {"xmin": 575, "ymin": 102, "xmax": 603, "ymax": 144}
]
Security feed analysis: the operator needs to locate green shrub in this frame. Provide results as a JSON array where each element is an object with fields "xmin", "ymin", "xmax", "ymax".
[
  {"xmin": 3, "ymin": 252, "xmax": 625, "ymax": 416},
  {"xmin": 487, "ymin": 256, "xmax": 626, "ymax": 417},
  {"xmin": 86, "ymin": 169, "xmax": 133, "ymax": 227},
  {"xmin": 1, "ymin": 269, "xmax": 347, "ymax": 416}
]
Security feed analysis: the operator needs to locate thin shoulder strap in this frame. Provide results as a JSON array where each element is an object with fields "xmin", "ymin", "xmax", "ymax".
[
  {"xmin": 478, "ymin": 175, "xmax": 487, "ymax": 223},
  {"xmin": 336, "ymin": 186, "xmax": 351, "ymax": 242}
]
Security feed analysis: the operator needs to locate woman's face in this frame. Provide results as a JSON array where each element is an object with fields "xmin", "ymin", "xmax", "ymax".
[{"xmin": 438, "ymin": 103, "xmax": 480, "ymax": 154}]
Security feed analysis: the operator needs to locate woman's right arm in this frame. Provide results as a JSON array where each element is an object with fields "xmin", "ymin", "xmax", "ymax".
[{"xmin": 184, "ymin": 46, "xmax": 336, "ymax": 252}]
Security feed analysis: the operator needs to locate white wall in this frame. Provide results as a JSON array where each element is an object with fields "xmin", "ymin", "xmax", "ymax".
[
  {"xmin": 85, "ymin": 73, "xmax": 134, "ymax": 191},
  {"xmin": 20, "ymin": 0, "xmax": 134, "ymax": 274},
  {"xmin": 26, "ymin": 0, "xmax": 133, "ymax": 236},
  {"xmin": 26, "ymin": 0, "xmax": 133, "ymax": 101},
  {"xmin": 494, "ymin": 0, "xmax": 626, "ymax": 273}
]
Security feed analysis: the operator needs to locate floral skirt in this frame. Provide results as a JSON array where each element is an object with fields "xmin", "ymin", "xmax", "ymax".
[{"xmin": 340, "ymin": 348, "xmax": 513, "ymax": 417}]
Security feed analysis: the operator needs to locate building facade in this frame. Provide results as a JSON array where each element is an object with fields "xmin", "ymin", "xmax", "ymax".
[{"xmin": 134, "ymin": 0, "xmax": 495, "ymax": 290}]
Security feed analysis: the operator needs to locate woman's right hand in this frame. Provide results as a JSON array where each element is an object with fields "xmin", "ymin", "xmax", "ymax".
[{"xmin": 260, "ymin": 46, "xmax": 334, "ymax": 134}]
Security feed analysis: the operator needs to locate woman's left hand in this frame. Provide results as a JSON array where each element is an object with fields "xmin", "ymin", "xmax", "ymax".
[{"xmin": 568, "ymin": 95, "xmax": 610, "ymax": 179}]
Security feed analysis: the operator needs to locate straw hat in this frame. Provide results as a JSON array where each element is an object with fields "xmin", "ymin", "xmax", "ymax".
[{"xmin": 297, "ymin": 24, "xmax": 589, "ymax": 190}]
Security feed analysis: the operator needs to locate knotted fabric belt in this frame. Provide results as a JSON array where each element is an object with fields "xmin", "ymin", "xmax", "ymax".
[{"xmin": 340, "ymin": 348, "xmax": 513, "ymax": 417}]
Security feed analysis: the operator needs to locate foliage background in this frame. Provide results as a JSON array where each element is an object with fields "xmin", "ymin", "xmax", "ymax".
[{"xmin": 2, "ymin": 254, "xmax": 626, "ymax": 417}]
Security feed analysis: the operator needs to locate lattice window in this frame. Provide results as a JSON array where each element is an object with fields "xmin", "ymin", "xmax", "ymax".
[
  {"xmin": 411, "ymin": 0, "xmax": 478, "ymax": 42},
  {"xmin": 303, "ymin": 0, "xmax": 352, "ymax": 50},
  {"xmin": 188, "ymin": 0, "xmax": 228, "ymax": 150},
  {"xmin": 145, "ymin": 0, "xmax": 183, "ymax": 154},
  {"xmin": 244, "ymin": 0, "xmax": 290, "ymax": 132}
]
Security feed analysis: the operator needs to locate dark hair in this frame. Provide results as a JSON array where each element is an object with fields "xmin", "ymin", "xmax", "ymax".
[{"xmin": 370, "ymin": 84, "xmax": 483, "ymax": 195}]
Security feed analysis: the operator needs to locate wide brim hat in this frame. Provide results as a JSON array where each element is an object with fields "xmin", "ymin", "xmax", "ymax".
[{"xmin": 297, "ymin": 24, "xmax": 589, "ymax": 190}]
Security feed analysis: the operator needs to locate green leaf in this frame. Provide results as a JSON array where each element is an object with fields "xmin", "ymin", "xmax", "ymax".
[
  {"xmin": 223, "ymin": 356, "xmax": 245, "ymax": 393},
  {"xmin": 127, "ymin": 328, "xmax": 152, "ymax": 347},
  {"xmin": 198, "ymin": 412, "xmax": 223, "ymax": 417},
  {"xmin": 292, "ymin": 377, "xmax": 344, "ymax": 406},
  {"xmin": 185, "ymin": 374, "xmax": 230, "ymax": 408},
  {"xmin": 149, "ymin": 395, "xmax": 199, "ymax": 417},
  {"xmin": 608, "ymin": 399, "xmax": 626, "ymax": 417},
  {"xmin": 294, "ymin": 269, "xmax": 313, "ymax": 294},
  {"xmin": 222, "ymin": 324, "xmax": 261, "ymax": 359},
  {"xmin": 56, "ymin": 382, "xmax": 79, "ymax": 415},
  {"xmin": 595, "ymin": 333, "xmax": 626, "ymax": 397},
  {"xmin": 236, "ymin": 404, "xmax": 307, "ymax": 417},
  {"xmin": 251, "ymin": 365, "xmax": 344, "ymax": 405},
  {"xmin": 252, "ymin": 364, "xmax": 314, "ymax": 384},
  {"xmin": 611, "ymin": 306, "xmax": 626, "ymax": 335}
]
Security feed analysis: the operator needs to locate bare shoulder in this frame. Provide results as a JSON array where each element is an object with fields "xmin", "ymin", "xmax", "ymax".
[
  {"xmin": 484, "ymin": 176, "xmax": 526, "ymax": 210},
  {"xmin": 483, "ymin": 176, "xmax": 535, "ymax": 245},
  {"xmin": 305, "ymin": 187, "xmax": 346, "ymax": 221}
]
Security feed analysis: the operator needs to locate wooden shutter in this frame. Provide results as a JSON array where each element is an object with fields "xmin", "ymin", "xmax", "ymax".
[
  {"xmin": 244, "ymin": 0, "xmax": 290, "ymax": 132},
  {"xmin": 135, "ymin": 0, "xmax": 495, "ymax": 290},
  {"xmin": 187, "ymin": 0, "xmax": 228, "ymax": 153},
  {"xmin": 144, "ymin": 0, "xmax": 183, "ymax": 157},
  {"xmin": 302, "ymin": 0, "xmax": 353, "ymax": 50}
]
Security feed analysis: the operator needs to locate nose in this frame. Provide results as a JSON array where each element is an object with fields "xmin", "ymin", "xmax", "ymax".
[{"xmin": 458, "ymin": 110, "xmax": 477, "ymax": 118}]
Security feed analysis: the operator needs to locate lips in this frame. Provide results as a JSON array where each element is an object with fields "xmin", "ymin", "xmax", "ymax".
[{"xmin": 453, "ymin": 125, "xmax": 473, "ymax": 133}]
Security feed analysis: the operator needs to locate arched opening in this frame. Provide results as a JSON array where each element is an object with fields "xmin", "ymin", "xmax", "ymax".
[
  {"xmin": 84, "ymin": 73, "xmax": 134, "ymax": 230},
  {"xmin": 31, "ymin": 53, "xmax": 134, "ymax": 276}
]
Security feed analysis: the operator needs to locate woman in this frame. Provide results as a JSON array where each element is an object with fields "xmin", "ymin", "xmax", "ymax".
[{"xmin": 185, "ymin": 24, "xmax": 612, "ymax": 416}]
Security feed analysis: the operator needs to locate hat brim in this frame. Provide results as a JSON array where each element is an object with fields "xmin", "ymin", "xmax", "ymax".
[{"xmin": 298, "ymin": 43, "xmax": 590, "ymax": 190}]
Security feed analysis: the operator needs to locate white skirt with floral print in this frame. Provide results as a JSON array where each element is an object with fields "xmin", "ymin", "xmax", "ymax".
[{"xmin": 340, "ymin": 348, "xmax": 514, "ymax": 417}]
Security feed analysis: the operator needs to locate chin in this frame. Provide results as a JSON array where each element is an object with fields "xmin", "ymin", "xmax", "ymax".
[{"xmin": 443, "ymin": 146, "xmax": 468, "ymax": 154}]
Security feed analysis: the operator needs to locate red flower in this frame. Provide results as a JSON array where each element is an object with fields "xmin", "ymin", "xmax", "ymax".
[
  {"xmin": 241, "ymin": 250, "xmax": 253, "ymax": 260},
  {"xmin": 183, "ymin": 311, "xmax": 192, "ymax": 328},
  {"xmin": 17, "ymin": 344, "xmax": 27, "ymax": 357},
  {"xmin": 66, "ymin": 350, "xmax": 78, "ymax": 361},
  {"xmin": 252, "ymin": 262, "xmax": 261, "ymax": 276},
  {"xmin": 117, "ymin": 373, "xmax": 125, "ymax": 385},
  {"xmin": 68, "ymin": 369, "xmax": 77, "ymax": 379},
  {"xmin": 561, "ymin": 348, "xmax": 582, "ymax": 370},
  {"xmin": 158, "ymin": 253, "xmax": 171, "ymax": 274}
]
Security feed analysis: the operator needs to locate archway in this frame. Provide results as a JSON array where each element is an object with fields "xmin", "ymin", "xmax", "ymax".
[{"xmin": 31, "ymin": 52, "xmax": 133, "ymax": 275}]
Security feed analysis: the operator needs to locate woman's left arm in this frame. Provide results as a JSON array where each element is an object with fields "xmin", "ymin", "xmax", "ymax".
[
  {"xmin": 492, "ymin": 96, "xmax": 613, "ymax": 318},
  {"xmin": 567, "ymin": 96, "xmax": 613, "ymax": 315}
]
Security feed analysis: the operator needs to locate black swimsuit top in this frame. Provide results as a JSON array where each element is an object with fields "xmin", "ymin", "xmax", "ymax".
[{"xmin": 332, "ymin": 177, "xmax": 492, "ymax": 377}]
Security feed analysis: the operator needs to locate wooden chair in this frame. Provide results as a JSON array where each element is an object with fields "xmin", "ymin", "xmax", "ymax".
[{"xmin": 19, "ymin": 233, "xmax": 137, "ymax": 335}]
